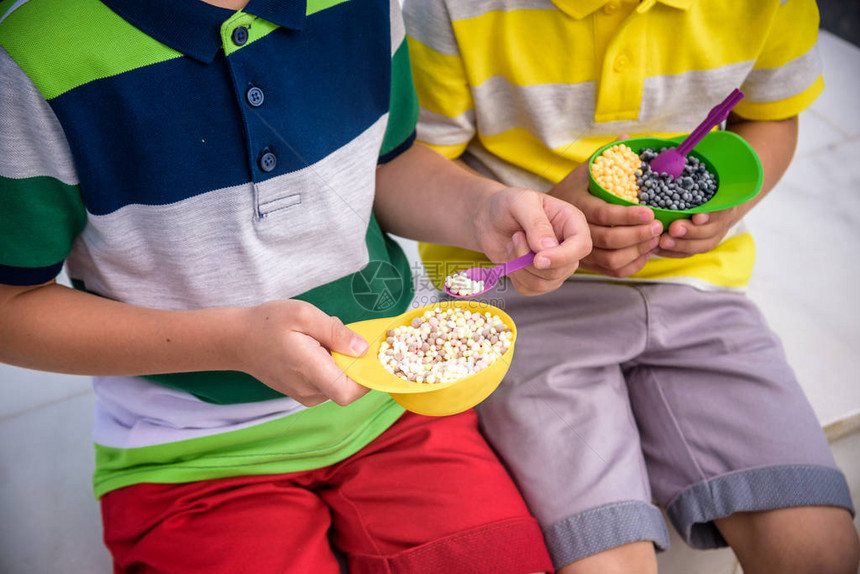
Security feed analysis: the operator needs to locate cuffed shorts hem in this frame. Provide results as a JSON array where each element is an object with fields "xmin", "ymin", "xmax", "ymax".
[
  {"xmin": 544, "ymin": 500, "xmax": 670, "ymax": 569},
  {"xmin": 666, "ymin": 464, "xmax": 855, "ymax": 550}
]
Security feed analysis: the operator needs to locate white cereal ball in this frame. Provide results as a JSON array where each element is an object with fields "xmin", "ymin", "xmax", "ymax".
[{"xmin": 378, "ymin": 307, "xmax": 512, "ymax": 384}]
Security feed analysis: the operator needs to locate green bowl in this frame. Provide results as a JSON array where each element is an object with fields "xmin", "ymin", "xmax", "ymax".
[{"xmin": 587, "ymin": 132, "xmax": 763, "ymax": 226}]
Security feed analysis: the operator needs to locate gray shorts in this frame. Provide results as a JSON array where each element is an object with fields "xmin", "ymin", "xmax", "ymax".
[{"xmin": 474, "ymin": 281, "xmax": 854, "ymax": 569}]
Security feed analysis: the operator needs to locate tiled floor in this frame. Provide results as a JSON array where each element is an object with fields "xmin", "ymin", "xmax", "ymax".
[{"xmin": 1, "ymin": 30, "xmax": 858, "ymax": 574}]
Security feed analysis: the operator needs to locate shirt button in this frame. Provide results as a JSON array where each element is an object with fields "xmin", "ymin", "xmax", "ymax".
[
  {"xmin": 613, "ymin": 54, "xmax": 630, "ymax": 72},
  {"xmin": 232, "ymin": 26, "xmax": 249, "ymax": 46},
  {"xmin": 246, "ymin": 86, "xmax": 265, "ymax": 107},
  {"xmin": 604, "ymin": 1, "xmax": 619, "ymax": 14},
  {"xmin": 259, "ymin": 150, "xmax": 277, "ymax": 172}
]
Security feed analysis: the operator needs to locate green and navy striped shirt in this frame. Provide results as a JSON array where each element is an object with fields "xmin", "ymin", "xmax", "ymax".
[{"xmin": 0, "ymin": 0, "xmax": 418, "ymax": 496}]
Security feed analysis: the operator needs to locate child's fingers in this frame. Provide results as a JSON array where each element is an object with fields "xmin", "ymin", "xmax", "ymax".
[
  {"xmin": 514, "ymin": 204, "xmax": 560, "ymax": 263},
  {"xmin": 580, "ymin": 195, "xmax": 654, "ymax": 227},
  {"xmin": 590, "ymin": 220, "xmax": 662, "ymax": 250},
  {"xmin": 535, "ymin": 198, "xmax": 592, "ymax": 269},
  {"xmin": 297, "ymin": 309, "xmax": 368, "ymax": 358},
  {"xmin": 300, "ymin": 342, "xmax": 370, "ymax": 406},
  {"xmin": 291, "ymin": 306, "xmax": 371, "ymax": 406},
  {"xmin": 585, "ymin": 248, "xmax": 652, "ymax": 278}
]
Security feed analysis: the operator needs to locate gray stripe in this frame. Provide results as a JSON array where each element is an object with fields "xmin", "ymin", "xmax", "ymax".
[
  {"xmin": 666, "ymin": 465, "xmax": 855, "ymax": 550},
  {"xmin": 416, "ymin": 107, "xmax": 475, "ymax": 146},
  {"xmin": 0, "ymin": 47, "xmax": 78, "ymax": 184},
  {"xmin": 389, "ymin": 0, "xmax": 405, "ymax": 56},
  {"xmin": 65, "ymin": 115, "xmax": 387, "ymax": 310},
  {"xmin": 466, "ymin": 62, "xmax": 754, "ymax": 145},
  {"xmin": 741, "ymin": 45, "xmax": 822, "ymax": 103},
  {"xmin": 543, "ymin": 500, "xmax": 670, "ymax": 568},
  {"xmin": 445, "ymin": 0, "xmax": 557, "ymax": 21},
  {"xmin": 402, "ymin": 0, "xmax": 460, "ymax": 56}
]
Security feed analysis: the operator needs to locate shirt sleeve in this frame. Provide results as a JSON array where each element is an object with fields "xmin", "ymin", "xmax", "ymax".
[
  {"xmin": 0, "ymin": 46, "xmax": 86, "ymax": 286},
  {"xmin": 378, "ymin": 0, "xmax": 420, "ymax": 164},
  {"xmin": 733, "ymin": 0, "xmax": 824, "ymax": 121},
  {"xmin": 402, "ymin": 0, "xmax": 475, "ymax": 159}
]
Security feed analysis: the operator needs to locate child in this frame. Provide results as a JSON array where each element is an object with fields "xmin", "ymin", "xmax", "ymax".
[
  {"xmin": 403, "ymin": 0, "xmax": 859, "ymax": 572},
  {"xmin": 0, "ymin": 0, "xmax": 592, "ymax": 571}
]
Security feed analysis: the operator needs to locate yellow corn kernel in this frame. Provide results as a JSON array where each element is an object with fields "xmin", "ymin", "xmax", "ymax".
[{"xmin": 592, "ymin": 144, "xmax": 641, "ymax": 203}]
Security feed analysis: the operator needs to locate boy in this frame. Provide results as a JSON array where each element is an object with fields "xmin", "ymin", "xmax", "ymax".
[
  {"xmin": 0, "ymin": 0, "xmax": 592, "ymax": 571},
  {"xmin": 403, "ymin": 0, "xmax": 859, "ymax": 572}
]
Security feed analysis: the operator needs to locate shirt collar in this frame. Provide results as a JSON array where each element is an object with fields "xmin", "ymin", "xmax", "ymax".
[
  {"xmin": 100, "ymin": 0, "xmax": 307, "ymax": 63},
  {"xmin": 551, "ymin": 0, "xmax": 693, "ymax": 20}
]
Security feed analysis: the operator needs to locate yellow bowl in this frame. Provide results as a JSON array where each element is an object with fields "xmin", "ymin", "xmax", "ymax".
[{"xmin": 331, "ymin": 300, "xmax": 517, "ymax": 416}]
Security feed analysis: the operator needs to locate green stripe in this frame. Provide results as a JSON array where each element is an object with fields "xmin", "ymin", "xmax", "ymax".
[
  {"xmin": 0, "ymin": 0, "xmax": 182, "ymax": 100},
  {"xmin": 307, "ymin": 0, "xmax": 351, "ymax": 16},
  {"xmin": 381, "ymin": 39, "xmax": 420, "ymax": 156},
  {"xmin": 0, "ymin": 174, "xmax": 86, "ymax": 267},
  {"xmin": 93, "ymin": 392, "xmax": 405, "ymax": 497}
]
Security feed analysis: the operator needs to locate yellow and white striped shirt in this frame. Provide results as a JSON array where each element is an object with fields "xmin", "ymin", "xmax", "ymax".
[{"xmin": 404, "ymin": 0, "xmax": 823, "ymax": 291}]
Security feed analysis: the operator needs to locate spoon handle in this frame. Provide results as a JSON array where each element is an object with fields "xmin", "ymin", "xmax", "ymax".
[
  {"xmin": 676, "ymin": 89, "xmax": 744, "ymax": 157},
  {"xmin": 499, "ymin": 251, "xmax": 536, "ymax": 277}
]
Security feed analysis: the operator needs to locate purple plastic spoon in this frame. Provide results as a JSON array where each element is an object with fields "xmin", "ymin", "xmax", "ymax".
[
  {"xmin": 444, "ymin": 251, "xmax": 536, "ymax": 299},
  {"xmin": 649, "ymin": 88, "xmax": 745, "ymax": 178}
]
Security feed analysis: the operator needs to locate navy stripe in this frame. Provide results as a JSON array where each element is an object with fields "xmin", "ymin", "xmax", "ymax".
[
  {"xmin": 378, "ymin": 130, "xmax": 416, "ymax": 164},
  {"xmin": 0, "ymin": 261, "xmax": 64, "ymax": 286},
  {"xmin": 48, "ymin": 0, "xmax": 390, "ymax": 216},
  {"xmin": 49, "ymin": 55, "xmax": 252, "ymax": 216}
]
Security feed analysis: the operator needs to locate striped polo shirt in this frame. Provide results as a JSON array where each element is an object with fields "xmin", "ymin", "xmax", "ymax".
[
  {"xmin": 404, "ymin": 0, "xmax": 823, "ymax": 291},
  {"xmin": 0, "ymin": 0, "xmax": 419, "ymax": 496}
]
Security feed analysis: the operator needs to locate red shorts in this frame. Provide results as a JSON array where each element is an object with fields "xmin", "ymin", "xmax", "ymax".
[{"xmin": 101, "ymin": 410, "xmax": 552, "ymax": 574}]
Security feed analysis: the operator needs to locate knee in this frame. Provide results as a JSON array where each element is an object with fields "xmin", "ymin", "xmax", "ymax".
[
  {"xmin": 798, "ymin": 528, "xmax": 860, "ymax": 574},
  {"xmin": 718, "ymin": 506, "xmax": 860, "ymax": 574}
]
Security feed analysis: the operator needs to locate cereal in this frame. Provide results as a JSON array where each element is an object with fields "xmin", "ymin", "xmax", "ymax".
[
  {"xmin": 590, "ymin": 144, "xmax": 641, "ymax": 203},
  {"xmin": 378, "ymin": 307, "xmax": 512, "ymax": 384},
  {"xmin": 444, "ymin": 271, "xmax": 485, "ymax": 296},
  {"xmin": 636, "ymin": 148, "xmax": 717, "ymax": 210}
]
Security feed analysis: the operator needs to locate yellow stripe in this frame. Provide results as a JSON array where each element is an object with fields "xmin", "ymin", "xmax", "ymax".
[
  {"xmin": 453, "ymin": 10, "xmax": 596, "ymax": 86},
  {"xmin": 407, "ymin": 37, "xmax": 473, "ymax": 118},
  {"xmin": 754, "ymin": 0, "xmax": 819, "ymax": 68},
  {"xmin": 624, "ymin": 232, "xmax": 755, "ymax": 288},
  {"xmin": 734, "ymin": 75, "xmax": 824, "ymax": 121},
  {"xmin": 446, "ymin": 6, "xmax": 780, "ymax": 87},
  {"xmin": 417, "ymin": 140, "xmax": 469, "ymax": 160}
]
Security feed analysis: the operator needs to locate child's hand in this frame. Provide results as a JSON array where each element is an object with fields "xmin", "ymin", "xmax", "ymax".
[
  {"xmin": 550, "ymin": 162, "xmax": 662, "ymax": 278},
  {"xmin": 235, "ymin": 300, "xmax": 370, "ymax": 407},
  {"xmin": 474, "ymin": 187, "xmax": 591, "ymax": 295},
  {"xmin": 656, "ymin": 207, "xmax": 745, "ymax": 257}
]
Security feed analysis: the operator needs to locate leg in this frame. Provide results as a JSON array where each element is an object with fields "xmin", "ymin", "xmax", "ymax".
[
  {"xmin": 101, "ymin": 474, "xmax": 341, "ymax": 574},
  {"xmin": 476, "ymin": 283, "xmax": 668, "ymax": 573},
  {"xmin": 320, "ymin": 410, "xmax": 553, "ymax": 574},
  {"xmin": 715, "ymin": 506, "xmax": 860, "ymax": 574},
  {"xmin": 556, "ymin": 541, "xmax": 657, "ymax": 574},
  {"xmin": 628, "ymin": 285, "xmax": 856, "ymax": 561}
]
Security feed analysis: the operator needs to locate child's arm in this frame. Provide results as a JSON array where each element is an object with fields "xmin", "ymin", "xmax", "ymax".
[
  {"xmin": 656, "ymin": 115, "xmax": 798, "ymax": 257},
  {"xmin": 0, "ymin": 281, "xmax": 370, "ymax": 407},
  {"xmin": 374, "ymin": 143, "xmax": 592, "ymax": 296}
]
